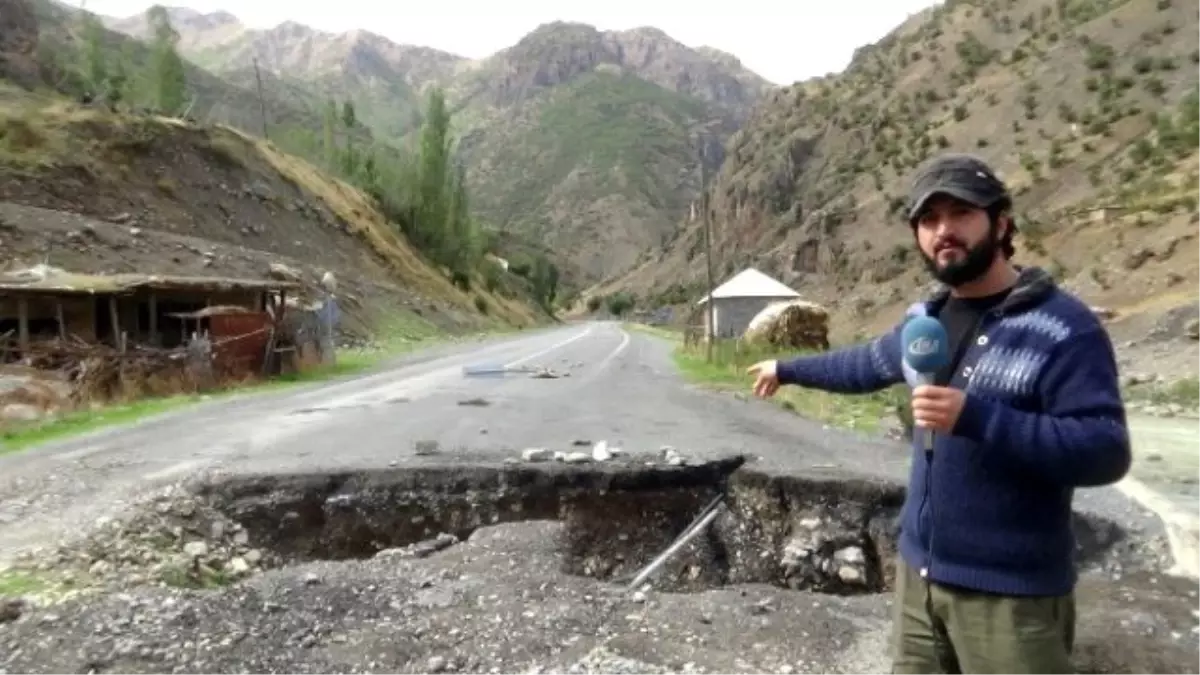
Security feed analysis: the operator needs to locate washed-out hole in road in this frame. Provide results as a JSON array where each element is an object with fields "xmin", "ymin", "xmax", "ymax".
[
  {"xmin": 186, "ymin": 458, "xmax": 1132, "ymax": 597},
  {"xmin": 3, "ymin": 457, "xmax": 1192, "ymax": 675}
]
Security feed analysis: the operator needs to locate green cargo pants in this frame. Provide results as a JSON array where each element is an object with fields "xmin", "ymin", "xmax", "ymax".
[{"xmin": 890, "ymin": 559, "xmax": 1076, "ymax": 674}]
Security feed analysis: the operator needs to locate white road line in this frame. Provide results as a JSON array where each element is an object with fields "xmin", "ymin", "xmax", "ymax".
[
  {"xmin": 503, "ymin": 326, "xmax": 593, "ymax": 368},
  {"xmin": 313, "ymin": 326, "xmax": 595, "ymax": 410},
  {"xmin": 591, "ymin": 328, "xmax": 632, "ymax": 374}
]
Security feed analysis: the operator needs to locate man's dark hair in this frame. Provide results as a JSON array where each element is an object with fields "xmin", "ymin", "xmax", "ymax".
[{"xmin": 985, "ymin": 198, "xmax": 1016, "ymax": 259}]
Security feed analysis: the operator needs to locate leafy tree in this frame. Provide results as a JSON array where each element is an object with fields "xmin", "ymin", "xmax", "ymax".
[
  {"xmin": 146, "ymin": 6, "xmax": 187, "ymax": 114},
  {"xmin": 529, "ymin": 256, "xmax": 559, "ymax": 309},
  {"xmin": 606, "ymin": 292, "xmax": 634, "ymax": 316},
  {"xmin": 79, "ymin": 13, "xmax": 108, "ymax": 96}
]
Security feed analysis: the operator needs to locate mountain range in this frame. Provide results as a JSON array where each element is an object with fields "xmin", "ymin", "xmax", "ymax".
[
  {"xmin": 101, "ymin": 7, "xmax": 775, "ymax": 283},
  {"xmin": 28, "ymin": 0, "xmax": 1200, "ymax": 374},
  {"xmin": 599, "ymin": 0, "xmax": 1198, "ymax": 367}
]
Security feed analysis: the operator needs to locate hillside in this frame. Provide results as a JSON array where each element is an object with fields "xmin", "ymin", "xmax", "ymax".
[
  {"xmin": 448, "ymin": 23, "xmax": 767, "ymax": 281},
  {"xmin": 602, "ymin": 0, "xmax": 1199, "ymax": 376},
  {"xmin": 0, "ymin": 83, "xmax": 542, "ymax": 335},
  {"xmin": 0, "ymin": 1, "xmax": 545, "ymax": 338},
  {"xmin": 101, "ymin": 11, "xmax": 776, "ymax": 288}
]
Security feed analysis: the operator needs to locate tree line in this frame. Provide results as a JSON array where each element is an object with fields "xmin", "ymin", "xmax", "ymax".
[
  {"xmin": 277, "ymin": 90, "xmax": 485, "ymax": 292},
  {"xmin": 68, "ymin": 6, "xmax": 187, "ymax": 114},
  {"xmin": 281, "ymin": 91, "xmax": 560, "ymax": 309}
]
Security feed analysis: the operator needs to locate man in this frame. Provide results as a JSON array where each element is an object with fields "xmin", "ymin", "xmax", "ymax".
[{"xmin": 747, "ymin": 153, "xmax": 1131, "ymax": 674}]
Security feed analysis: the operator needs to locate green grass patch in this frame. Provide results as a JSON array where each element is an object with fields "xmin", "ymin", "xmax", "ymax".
[
  {"xmin": 623, "ymin": 322, "xmax": 683, "ymax": 342},
  {"xmin": 0, "ymin": 569, "xmax": 49, "ymax": 596},
  {"xmin": 1, "ymin": 394, "xmax": 206, "ymax": 453},
  {"xmin": 667, "ymin": 335, "xmax": 910, "ymax": 435}
]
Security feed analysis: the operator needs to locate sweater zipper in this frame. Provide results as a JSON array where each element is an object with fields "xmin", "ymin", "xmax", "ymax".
[{"xmin": 920, "ymin": 308, "xmax": 998, "ymax": 580}]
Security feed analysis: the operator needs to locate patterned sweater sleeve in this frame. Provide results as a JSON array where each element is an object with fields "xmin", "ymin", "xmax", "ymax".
[
  {"xmin": 775, "ymin": 320, "xmax": 906, "ymax": 394},
  {"xmin": 952, "ymin": 326, "xmax": 1132, "ymax": 487}
]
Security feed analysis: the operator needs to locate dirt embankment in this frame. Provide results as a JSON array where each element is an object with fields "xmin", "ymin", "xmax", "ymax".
[{"xmin": 0, "ymin": 90, "xmax": 545, "ymax": 336}]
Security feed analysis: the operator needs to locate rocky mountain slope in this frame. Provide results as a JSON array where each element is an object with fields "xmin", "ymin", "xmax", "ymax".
[
  {"xmin": 602, "ymin": 0, "xmax": 1199, "ymax": 375},
  {"xmin": 101, "ymin": 10, "xmax": 776, "ymax": 286}
]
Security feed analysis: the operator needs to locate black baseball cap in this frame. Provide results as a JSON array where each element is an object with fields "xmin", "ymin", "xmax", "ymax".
[{"xmin": 906, "ymin": 153, "xmax": 1011, "ymax": 225}]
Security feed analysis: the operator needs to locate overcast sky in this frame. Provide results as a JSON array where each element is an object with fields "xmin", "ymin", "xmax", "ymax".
[{"xmin": 77, "ymin": 0, "xmax": 941, "ymax": 85}]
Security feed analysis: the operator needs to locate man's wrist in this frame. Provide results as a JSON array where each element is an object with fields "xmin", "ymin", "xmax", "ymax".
[{"xmin": 776, "ymin": 358, "xmax": 800, "ymax": 385}]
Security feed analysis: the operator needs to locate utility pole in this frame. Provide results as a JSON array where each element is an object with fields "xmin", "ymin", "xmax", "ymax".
[
  {"xmin": 252, "ymin": 57, "xmax": 269, "ymax": 140},
  {"xmin": 699, "ymin": 136, "xmax": 716, "ymax": 364}
]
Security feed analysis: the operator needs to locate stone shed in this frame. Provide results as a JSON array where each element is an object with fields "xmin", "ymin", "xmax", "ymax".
[{"xmin": 696, "ymin": 268, "xmax": 801, "ymax": 340}]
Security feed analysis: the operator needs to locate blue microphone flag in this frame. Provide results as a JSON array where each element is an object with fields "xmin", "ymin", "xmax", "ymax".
[{"xmin": 901, "ymin": 316, "xmax": 950, "ymax": 374}]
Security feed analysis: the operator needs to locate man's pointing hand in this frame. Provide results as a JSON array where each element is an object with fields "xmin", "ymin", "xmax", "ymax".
[{"xmin": 747, "ymin": 360, "xmax": 781, "ymax": 398}]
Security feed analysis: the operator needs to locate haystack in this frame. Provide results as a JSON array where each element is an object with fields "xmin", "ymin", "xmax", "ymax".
[{"xmin": 743, "ymin": 299, "xmax": 831, "ymax": 351}]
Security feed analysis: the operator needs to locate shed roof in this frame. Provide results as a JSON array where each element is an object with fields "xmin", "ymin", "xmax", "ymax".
[
  {"xmin": 0, "ymin": 265, "xmax": 300, "ymax": 296},
  {"xmin": 697, "ymin": 267, "xmax": 800, "ymax": 305}
]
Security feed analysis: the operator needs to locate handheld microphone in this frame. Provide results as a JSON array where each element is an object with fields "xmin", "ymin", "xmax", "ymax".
[{"xmin": 900, "ymin": 316, "xmax": 950, "ymax": 454}]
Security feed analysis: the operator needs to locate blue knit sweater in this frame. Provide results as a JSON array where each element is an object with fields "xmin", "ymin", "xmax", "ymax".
[{"xmin": 776, "ymin": 267, "xmax": 1131, "ymax": 596}]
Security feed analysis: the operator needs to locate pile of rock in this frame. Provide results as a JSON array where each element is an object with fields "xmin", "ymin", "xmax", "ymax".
[
  {"xmin": 512, "ymin": 442, "xmax": 695, "ymax": 467},
  {"xmin": 743, "ymin": 300, "xmax": 831, "ymax": 351},
  {"xmin": 779, "ymin": 520, "xmax": 873, "ymax": 591},
  {"xmin": 10, "ymin": 484, "xmax": 276, "ymax": 591},
  {"xmin": 517, "ymin": 440, "xmax": 622, "ymax": 464}
]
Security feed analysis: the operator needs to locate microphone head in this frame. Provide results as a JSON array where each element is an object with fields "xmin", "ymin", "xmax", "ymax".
[{"xmin": 900, "ymin": 316, "xmax": 950, "ymax": 374}]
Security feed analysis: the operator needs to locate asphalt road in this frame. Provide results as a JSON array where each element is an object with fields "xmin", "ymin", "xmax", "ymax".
[
  {"xmin": 0, "ymin": 321, "xmax": 1165, "ymax": 561},
  {"xmin": 2, "ymin": 321, "xmax": 1195, "ymax": 674}
]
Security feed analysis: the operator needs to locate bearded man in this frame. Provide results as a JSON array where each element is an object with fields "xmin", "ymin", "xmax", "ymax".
[{"xmin": 747, "ymin": 153, "xmax": 1131, "ymax": 674}]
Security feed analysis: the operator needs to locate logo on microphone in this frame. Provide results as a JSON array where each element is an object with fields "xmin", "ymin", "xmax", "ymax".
[{"xmin": 907, "ymin": 337, "xmax": 939, "ymax": 357}]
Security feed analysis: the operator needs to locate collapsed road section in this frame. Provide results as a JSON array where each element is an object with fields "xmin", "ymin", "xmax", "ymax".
[
  {"xmin": 182, "ymin": 457, "xmax": 1141, "ymax": 596},
  {"xmin": 1, "ymin": 457, "xmax": 1197, "ymax": 674}
]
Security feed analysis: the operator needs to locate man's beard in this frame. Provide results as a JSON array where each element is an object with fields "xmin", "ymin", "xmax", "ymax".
[{"xmin": 921, "ymin": 229, "xmax": 999, "ymax": 287}]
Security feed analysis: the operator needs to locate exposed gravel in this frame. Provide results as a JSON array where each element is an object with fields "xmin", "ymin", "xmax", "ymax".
[{"xmin": 2, "ymin": 518, "xmax": 1197, "ymax": 674}]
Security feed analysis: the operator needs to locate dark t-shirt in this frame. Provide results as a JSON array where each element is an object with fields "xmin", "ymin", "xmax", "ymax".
[{"xmin": 933, "ymin": 288, "xmax": 1012, "ymax": 386}]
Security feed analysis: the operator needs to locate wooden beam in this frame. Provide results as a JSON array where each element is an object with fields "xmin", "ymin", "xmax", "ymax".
[
  {"xmin": 55, "ymin": 301, "xmax": 65, "ymax": 339},
  {"xmin": 108, "ymin": 296, "xmax": 121, "ymax": 350},
  {"xmin": 16, "ymin": 296, "xmax": 29, "ymax": 352},
  {"xmin": 148, "ymin": 293, "xmax": 158, "ymax": 346}
]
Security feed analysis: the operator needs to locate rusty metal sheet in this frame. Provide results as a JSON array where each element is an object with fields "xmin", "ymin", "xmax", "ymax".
[{"xmin": 210, "ymin": 311, "xmax": 271, "ymax": 376}]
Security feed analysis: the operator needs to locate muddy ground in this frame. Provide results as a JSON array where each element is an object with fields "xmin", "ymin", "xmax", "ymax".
[{"xmin": 1, "ymin": 459, "xmax": 1196, "ymax": 675}]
